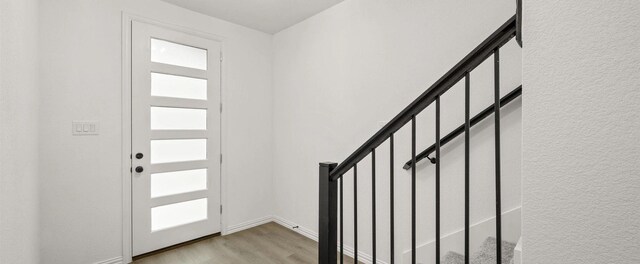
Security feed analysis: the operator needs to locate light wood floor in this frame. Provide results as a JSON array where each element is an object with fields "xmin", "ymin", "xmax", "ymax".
[{"xmin": 133, "ymin": 222, "xmax": 359, "ymax": 264}]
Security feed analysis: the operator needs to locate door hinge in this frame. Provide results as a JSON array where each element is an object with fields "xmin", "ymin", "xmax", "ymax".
[
  {"xmin": 220, "ymin": 205, "xmax": 223, "ymax": 214},
  {"xmin": 220, "ymin": 153, "xmax": 223, "ymax": 163},
  {"xmin": 220, "ymin": 103, "xmax": 223, "ymax": 113},
  {"xmin": 220, "ymin": 52, "xmax": 223, "ymax": 62}
]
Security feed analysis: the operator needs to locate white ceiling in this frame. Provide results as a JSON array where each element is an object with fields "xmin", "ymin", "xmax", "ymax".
[{"xmin": 160, "ymin": 0, "xmax": 345, "ymax": 34}]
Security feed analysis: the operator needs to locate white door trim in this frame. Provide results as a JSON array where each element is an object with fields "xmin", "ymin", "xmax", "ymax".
[{"xmin": 121, "ymin": 12, "xmax": 229, "ymax": 263}]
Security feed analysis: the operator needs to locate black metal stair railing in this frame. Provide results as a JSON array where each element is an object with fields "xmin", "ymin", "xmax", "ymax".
[
  {"xmin": 403, "ymin": 85, "xmax": 522, "ymax": 170},
  {"xmin": 319, "ymin": 14, "xmax": 520, "ymax": 264}
]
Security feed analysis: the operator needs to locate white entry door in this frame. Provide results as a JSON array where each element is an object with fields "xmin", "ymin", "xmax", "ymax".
[{"xmin": 131, "ymin": 21, "xmax": 221, "ymax": 256}]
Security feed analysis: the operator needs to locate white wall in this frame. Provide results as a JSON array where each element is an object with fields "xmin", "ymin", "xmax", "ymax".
[
  {"xmin": 523, "ymin": 1, "xmax": 640, "ymax": 263},
  {"xmin": 38, "ymin": 0, "xmax": 273, "ymax": 263},
  {"xmin": 0, "ymin": 0, "xmax": 40, "ymax": 263},
  {"xmin": 272, "ymin": 0, "xmax": 521, "ymax": 263}
]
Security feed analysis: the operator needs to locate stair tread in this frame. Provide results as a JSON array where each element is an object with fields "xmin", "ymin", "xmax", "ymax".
[
  {"xmin": 471, "ymin": 237, "xmax": 517, "ymax": 264},
  {"xmin": 443, "ymin": 251, "xmax": 465, "ymax": 264},
  {"xmin": 443, "ymin": 237, "xmax": 517, "ymax": 264}
]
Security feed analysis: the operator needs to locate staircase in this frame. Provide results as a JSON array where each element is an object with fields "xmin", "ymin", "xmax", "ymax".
[
  {"xmin": 318, "ymin": 3, "xmax": 523, "ymax": 264},
  {"xmin": 443, "ymin": 238, "xmax": 516, "ymax": 264}
]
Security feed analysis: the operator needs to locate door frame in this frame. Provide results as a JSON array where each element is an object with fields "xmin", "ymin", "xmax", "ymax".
[{"xmin": 121, "ymin": 12, "xmax": 229, "ymax": 263}]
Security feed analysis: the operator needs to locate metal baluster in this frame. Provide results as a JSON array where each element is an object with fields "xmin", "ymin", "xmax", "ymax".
[
  {"xmin": 354, "ymin": 164, "xmax": 358, "ymax": 264},
  {"xmin": 435, "ymin": 97, "xmax": 441, "ymax": 264},
  {"xmin": 465, "ymin": 72, "xmax": 471, "ymax": 264},
  {"xmin": 411, "ymin": 116, "xmax": 416, "ymax": 264},
  {"xmin": 372, "ymin": 149, "xmax": 377, "ymax": 263},
  {"xmin": 494, "ymin": 49, "xmax": 502, "ymax": 264},
  {"xmin": 390, "ymin": 134, "xmax": 395, "ymax": 264},
  {"xmin": 340, "ymin": 176, "xmax": 344, "ymax": 264}
]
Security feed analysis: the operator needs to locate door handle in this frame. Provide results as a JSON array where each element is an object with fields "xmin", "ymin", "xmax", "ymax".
[{"xmin": 135, "ymin": 166, "xmax": 144, "ymax": 173}]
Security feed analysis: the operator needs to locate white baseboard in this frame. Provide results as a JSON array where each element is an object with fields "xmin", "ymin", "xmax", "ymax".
[
  {"xmin": 514, "ymin": 237, "xmax": 522, "ymax": 264},
  {"xmin": 271, "ymin": 216, "xmax": 388, "ymax": 264},
  {"xmin": 94, "ymin": 256, "xmax": 123, "ymax": 264},
  {"xmin": 272, "ymin": 215, "xmax": 318, "ymax": 241},
  {"xmin": 225, "ymin": 215, "xmax": 273, "ymax": 235},
  {"xmin": 401, "ymin": 206, "xmax": 522, "ymax": 264}
]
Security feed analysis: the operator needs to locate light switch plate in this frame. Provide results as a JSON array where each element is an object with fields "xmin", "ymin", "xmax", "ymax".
[{"xmin": 72, "ymin": 121, "xmax": 99, "ymax": 135}]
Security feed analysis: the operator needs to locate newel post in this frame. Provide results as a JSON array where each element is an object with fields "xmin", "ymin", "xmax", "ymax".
[{"xmin": 318, "ymin": 162, "xmax": 338, "ymax": 264}]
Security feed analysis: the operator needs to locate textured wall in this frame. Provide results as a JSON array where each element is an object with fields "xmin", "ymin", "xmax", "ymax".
[
  {"xmin": 0, "ymin": 0, "xmax": 40, "ymax": 263},
  {"xmin": 522, "ymin": 1, "xmax": 640, "ymax": 263}
]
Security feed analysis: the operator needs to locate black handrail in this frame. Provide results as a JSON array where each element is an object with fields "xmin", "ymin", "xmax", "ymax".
[
  {"xmin": 402, "ymin": 85, "xmax": 522, "ymax": 170},
  {"xmin": 329, "ymin": 15, "xmax": 517, "ymax": 180}
]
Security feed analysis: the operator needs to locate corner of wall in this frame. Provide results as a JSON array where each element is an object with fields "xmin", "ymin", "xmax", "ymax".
[{"xmin": 0, "ymin": 0, "xmax": 41, "ymax": 263}]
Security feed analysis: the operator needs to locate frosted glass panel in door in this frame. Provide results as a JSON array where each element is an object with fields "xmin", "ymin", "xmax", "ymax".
[
  {"xmin": 151, "ymin": 39, "xmax": 207, "ymax": 70},
  {"xmin": 150, "ymin": 139, "xmax": 207, "ymax": 164},
  {"xmin": 151, "ymin": 73, "xmax": 207, "ymax": 100},
  {"xmin": 151, "ymin": 169, "xmax": 207, "ymax": 198},
  {"xmin": 150, "ymin": 107, "xmax": 206, "ymax": 130},
  {"xmin": 151, "ymin": 198, "xmax": 208, "ymax": 231}
]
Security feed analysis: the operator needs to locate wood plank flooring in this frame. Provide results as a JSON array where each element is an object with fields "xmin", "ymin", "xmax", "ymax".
[{"xmin": 133, "ymin": 222, "xmax": 360, "ymax": 264}]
